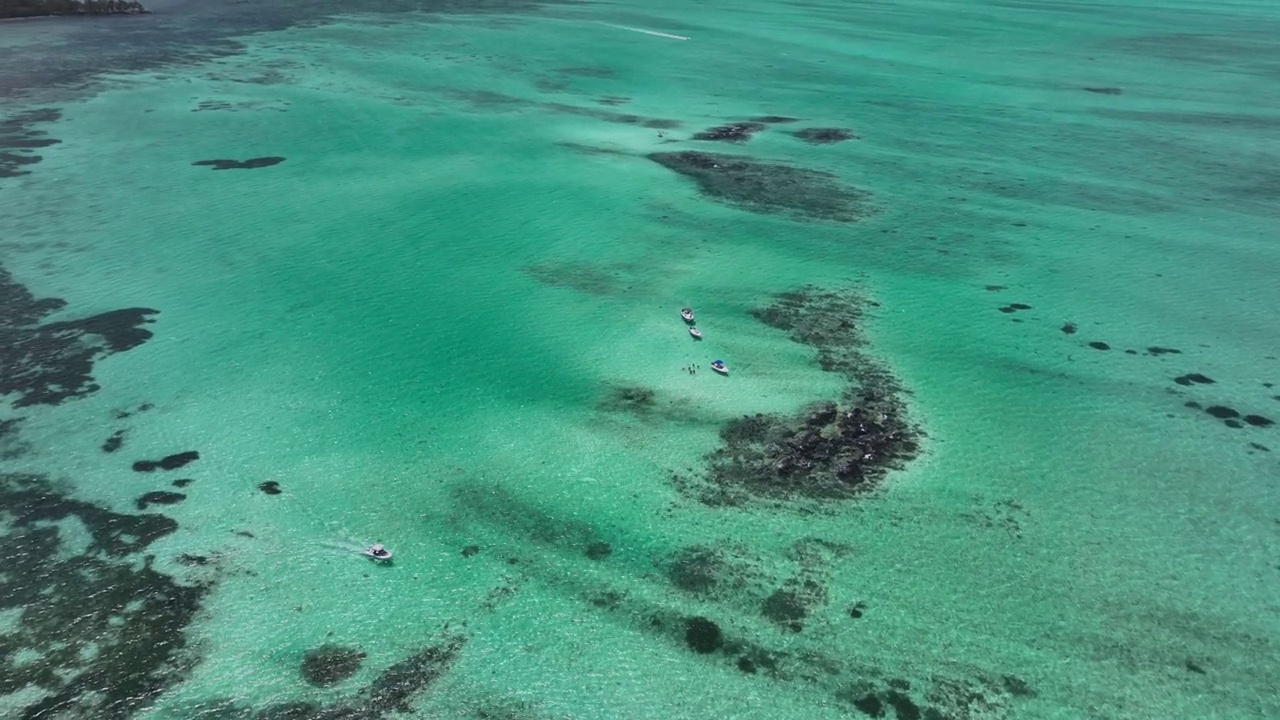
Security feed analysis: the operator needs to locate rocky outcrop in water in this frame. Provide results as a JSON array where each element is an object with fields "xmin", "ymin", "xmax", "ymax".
[
  {"xmin": 0, "ymin": 0, "xmax": 147, "ymax": 19},
  {"xmin": 1, "ymin": 109, "xmax": 60, "ymax": 182},
  {"xmin": 0, "ymin": 473, "xmax": 207, "ymax": 719},
  {"xmin": 677, "ymin": 287, "xmax": 918, "ymax": 506},
  {"xmin": 192, "ymin": 156, "xmax": 285, "ymax": 170},
  {"xmin": 647, "ymin": 151, "xmax": 872, "ymax": 222},
  {"xmin": 1, "ymin": 264, "xmax": 158, "ymax": 408}
]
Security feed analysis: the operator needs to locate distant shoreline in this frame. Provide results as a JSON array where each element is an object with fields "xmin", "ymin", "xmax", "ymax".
[{"xmin": 0, "ymin": 1, "xmax": 149, "ymax": 21}]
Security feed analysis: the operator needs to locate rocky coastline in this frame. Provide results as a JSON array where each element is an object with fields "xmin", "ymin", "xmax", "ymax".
[{"xmin": 0, "ymin": 0, "xmax": 147, "ymax": 20}]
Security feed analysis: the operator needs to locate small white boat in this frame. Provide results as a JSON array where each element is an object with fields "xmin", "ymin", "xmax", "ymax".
[
  {"xmin": 363, "ymin": 543, "xmax": 393, "ymax": 561},
  {"xmin": 680, "ymin": 307, "xmax": 695, "ymax": 323},
  {"xmin": 710, "ymin": 360, "xmax": 728, "ymax": 375},
  {"xmin": 689, "ymin": 327, "xmax": 703, "ymax": 339}
]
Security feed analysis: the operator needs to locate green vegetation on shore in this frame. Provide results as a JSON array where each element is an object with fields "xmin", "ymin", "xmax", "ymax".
[{"xmin": 0, "ymin": 0, "xmax": 147, "ymax": 19}]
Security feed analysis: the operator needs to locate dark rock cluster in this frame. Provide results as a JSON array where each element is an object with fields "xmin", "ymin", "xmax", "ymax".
[
  {"xmin": 0, "ymin": 472, "xmax": 206, "ymax": 719},
  {"xmin": 1, "ymin": 109, "xmax": 60, "ymax": 180},
  {"xmin": 646, "ymin": 151, "xmax": 873, "ymax": 222},
  {"xmin": 192, "ymin": 156, "xmax": 286, "ymax": 170},
  {"xmin": 207, "ymin": 637, "xmax": 464, "ymax": 719},
  {"xmin": 132, "ymin": 450, "xmax": 199, "ymax": 472},
  {"xmin": 301, "ymin": 645, "xmax": 366, "ymax": 687},
  {"xmin": 684, "ymin": 616, "xmax": 723, "ymax": 653},
  {"xmin": 761, "ymin": 579, "xmax": 828, "ymax": 632},
  {"xmin": 1175, "ymin": 373, "xmax": 1214, "ymax": 386},
  {"xmin": 135, "ymin": 490, "xmax": 186, "ymax": 509},
  {"xmin": 1, "ymin": 264, "xmax": 158, "ymax": 407},
  {"xmin": 102, "ymin": 429, "xmax": 125, "ymax": 452},
  {"xmin": 792, "ymin": 127, "xmax": 860, "ymax": 144},
  {"xmin": 666, "ymin": 545, "xmax": 729, "ymax": 594},
  {"xmin": 1, "ymin": 416, "xmax": 30, "ymax": 459},
  {"xmin": 596, "ymin": 385, "xmax": 656, "ymax": 415},
  {"xmin": 679, "ymin": 287, "xmax": 916, "ymax": 506},
  {"xmin": 692, "ymin": 122, "xmax": 766, "ymax": 142},
  {"xmin": 702, "ymin": 393, "xmax": 916, "ymax": 504},
  {"xmin": 584, "ymin": 541, "xmax": 612, "ymax": 560}
]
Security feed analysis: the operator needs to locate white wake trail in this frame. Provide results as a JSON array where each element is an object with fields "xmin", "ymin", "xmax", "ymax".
[{"xmin": 600, "ymin": 23, "xmax": 690, "ymax": 41}]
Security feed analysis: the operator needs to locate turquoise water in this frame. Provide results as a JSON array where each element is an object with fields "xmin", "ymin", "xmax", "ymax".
[{"xmin": 2, "ymin": 1, "xmax": 1279, "ymax": 718}]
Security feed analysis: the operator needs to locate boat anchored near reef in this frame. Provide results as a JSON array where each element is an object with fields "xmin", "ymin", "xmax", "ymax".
[
  {"xmin": 710, "ymin": 359, "xmax": 728, "ymax": 375},
  {"xmin": 363, "ymin": 543, "xmax": 393, "ymax": 561}
]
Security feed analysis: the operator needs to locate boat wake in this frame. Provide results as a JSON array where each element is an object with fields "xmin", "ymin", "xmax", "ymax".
[
  {"xmin": 599, "ymin": 22, "xmax": 689, "ymax": 41},
  {"xmin": 315, "ymin": 538, "xmax": 374, "ymax": 557}
]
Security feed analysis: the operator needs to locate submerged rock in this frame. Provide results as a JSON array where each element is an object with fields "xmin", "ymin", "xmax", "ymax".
[
  {"xmin": 135, "ymin": 490, "xmax": 186, "ymax": 509},
  {"xmin": 1174, "ymin": 373, "xmax": 1214, "ymax": 386},
  {"xmin": 0, "ymin": 473, "xmax": 205, "ymax": 719},
  {"xmin": 367, "ymin": 639, "xmax": 464, "ymax": 715},
  {"xmin": 584, "ymin": 541, "xmax": 613, "ymax": 560},
  {"xmin": 301, "ymin": 645, "xmax": 366, "ymax": 687},
  {"xmin": 132, "ymin": 450, "xmax": 199, "ymax": 472},
  {"xmin": 647, "ymin": 151, "xmax": 872, "ymax": 222},
  {"xmin": 792, "ymin": 127, "xmax": 860, "ymax": 144},
  {"xmin": 1, "ymin": 109, "xmax": 61, "ymax": 180},
  {"xmin": 667, "ymin": 545, "xmax": 724, "ymax": 594},
  {"xmin": 682, "ymin": 287, "xmax": 918, "ymax": 506},
  {"xmin": 1, "ymin": 265, "xmax": 158, "ymax": 407},
  {"xmin": 102, "ymin": 429, "xmax": 125, "ymax": 453},
  {"xmin": 192, "ymin": 156, "xmax": 285, "ymax": 170},
  {"xmin": 693, "ymin": 122, "xmax": 766, "ymax": 142},
  {"xmin": 683, "ymin": 617, "xmax": 722, "ymax": 653},
  {"xmin": 597, "ymin": 385, "xmax": 656, "ymax": 415}
]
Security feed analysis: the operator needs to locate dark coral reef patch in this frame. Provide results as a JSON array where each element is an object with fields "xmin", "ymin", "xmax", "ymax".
[
  {"xmin": 132, "ymin": 450, "xmax": 200, "ymax": 472},
  {"xmin": 677, "ymin": 287, "xmax": 917, "ymax": 506},
  {"xmin": 1, "ymin": 264, "xmax": 158, "ymax": 407},
  {"xmin": 0, "ymin": 472, "xmax": 207, "ymax": 719},
  {"xmin": 692, "ymin": 122, "xmax": 766, "ymax": 142},
  {"xmin": 0, "ymin": 109, "xmax": 61, "ymax": 180},
  {"xmin": 135, "ymin": 490, "xmax": 186, "ymax": 509},
  {"xmin": 647, "ymin": 151, "xmax": 873, "ymax": 222},
  {"xmin": 192, "ymin": 156, "xmax": 285, "ymax": 170},
  {"xmin": 792, "ymin": 127, "xmax": 860, "ymax": 144},
  {"xmin": 301, "ymin": 645, "xmax": 366, "ymax": 687}
]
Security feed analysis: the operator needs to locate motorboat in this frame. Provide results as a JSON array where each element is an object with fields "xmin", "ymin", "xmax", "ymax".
[
  {"xmin": 689, "ymin": 327, "xmax": 703, "ymax": 339},
  {"xmin": 710, "ymin": 360, "xmax": 728, "ymax": 375},
  {"xmin": 680, "ymin": 307, "xmax": 695, "ymax": 323},
  {"xmin": 363, "ymin": 543, "xmax": 393, "ymax": 561}
]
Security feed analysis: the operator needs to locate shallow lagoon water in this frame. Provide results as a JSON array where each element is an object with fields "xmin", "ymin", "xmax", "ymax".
[{"xmin": 2, "ymin": 1, "xmax": 1279, "ymax": 718}]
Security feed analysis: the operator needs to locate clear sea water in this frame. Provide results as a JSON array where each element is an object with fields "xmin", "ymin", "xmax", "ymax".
[{"xmin": 2, "ymin": 1, "xmax": 1279, "ymax": 718}]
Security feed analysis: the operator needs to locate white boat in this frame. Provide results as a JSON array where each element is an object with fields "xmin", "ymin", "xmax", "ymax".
[
  {"xmin": 689, "ymin": 327, "xmax": 703, "ymax": 339},
  {"xmin": 710, "ymin": 360, "xmax": 728, "ymax": 375},
  {"xmin": 680, "ymin": 307, "xmax": 695, "ymax": 323},
  {"xmin": 363, "ymin": 543, "xmax": 393, "ymax": 561}
]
